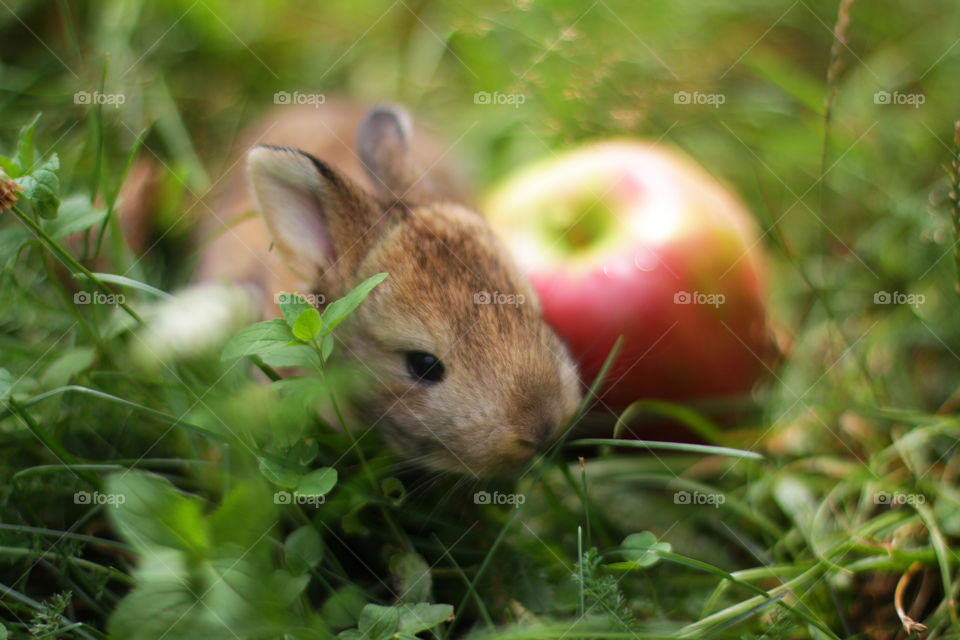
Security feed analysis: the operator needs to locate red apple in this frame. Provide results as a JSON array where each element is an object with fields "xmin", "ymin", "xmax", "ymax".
[{"xmin": 485, "ymin": 141, "xmax": 773, "ymax": 413}]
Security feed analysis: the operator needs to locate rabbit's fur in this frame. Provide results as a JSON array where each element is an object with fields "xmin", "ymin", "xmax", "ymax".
[{"xmin": 240, "ymin": 104, "xmax": 582, "ymax": 478}]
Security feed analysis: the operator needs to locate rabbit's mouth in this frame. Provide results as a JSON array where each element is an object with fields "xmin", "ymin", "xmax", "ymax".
[{"xmin": 378, "ymin": 420, "xmax": 541, "ymax": 478}]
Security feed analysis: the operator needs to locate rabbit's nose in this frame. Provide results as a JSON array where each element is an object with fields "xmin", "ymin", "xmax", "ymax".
[
  {"xmin": 517, "ymin": 420, "xmax": 557, "ymax": 454},
  {"xmin": 535, "ymin": 416, "xmax": 562, "ymax": 450}
]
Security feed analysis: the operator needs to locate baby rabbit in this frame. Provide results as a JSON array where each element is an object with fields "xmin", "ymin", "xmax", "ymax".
[{"xmin": 211, "ymin": 103, "xmax": 582, "ymax": 478}]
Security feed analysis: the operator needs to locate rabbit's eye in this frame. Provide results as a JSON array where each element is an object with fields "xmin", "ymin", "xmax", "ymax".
[{"xmin": 405, "ymin": 351, "xmax": 445, "ymax": 384}]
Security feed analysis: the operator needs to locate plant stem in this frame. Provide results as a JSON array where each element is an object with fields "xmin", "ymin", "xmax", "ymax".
[
  {"xmin": 9, "ymin": 205, "xmax": 141, "ymax": 324},
  {"xmin": 949, "ymin": 121, "xmax": 960, "ymax": 302},
  {"xmin": 2, "ymin": 397, "xmax": 100, "ymax": 487}
]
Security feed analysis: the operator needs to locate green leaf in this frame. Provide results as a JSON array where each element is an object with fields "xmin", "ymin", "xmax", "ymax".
[
  {"xmin": 279, "ymin": 292, "xmax": 315, "ymax": 328},
  {"xmin": 284, "ymin": 525, "xmax": 324, "ymax": 575},
  {"xmin": 0, "ymin": 156, "xmax": 16, "ymax": 176},
  {"xmin": 292, "ymin": 307, "xmax": 322, "ymax": 341},
  {"xmin": 321, "ymin": 273, "xmax": 387, "ymax": 333},
  {"xmin": 340, "ymin": 602, "xmax": 452, "ymax": 639},
  {"xmin": 568, "ymin": 437, "xmax": 763, "ymax": 460},
  {"xmin": 110, "ymin": 548, "xmax": 306, "ymax": 639},
  {"xmin": 322, "ymin": 586, "xmax": 368, "ymax": 631},
  {"xmin": 268, "ymin": 568, "xmax": 311, "ymax": 607},
  {"xmin": 106, "ymin": 471, "xmax": 210, "ymax": 555},
  {"xmin": 287, "ymin": 438, "xmax": 319, "ymax": 467},
  {"xmin": 390, "ymin": 552, "xmax": 432, "ymax": 603},
  {"xmin": 298, "ymin": 467, "xmax": 337, "ymax": 496},
  {"xmin": 39, "ymin": 347, "xmax": 95, "ymax": 388},
  {"xmin": 15, "ymin": 154, "xmax": 60, "ymax": 219},
  {"xmin": 223, "ymin": 319, "xmax": 322, "ymax": 370},
  {"xmin": 397, "ymin": 603, "xmax": 454, "ymax": 634},
  {"xmin": 262, "ymin": 344, "xmax": 323, "ymax": 370},
  {"xmin": 381, "ymin": 477, "xmax": 406, "ymax": 506},
  {"xmin": 105, "ymin": 470, "xmax": 305, "ymax": 638},
  {"xmin": 341, "ymin": 502, "xmax": 370, "ymax": 536},
  {"xmin": 209, "ymin": 481, "xmax": 277, "ymax": 548},
  {"xmin": 0, "ymin": 227, "xmax": 31, "ymax": 270},
  {"xmin": 107, "ymin": 549, "xmax": 206, "ymax": 640},
  {"xmin": 79, "ymin": 272, "xmax": 174, "ymax": 299},
  {"xmin": 774, "ymin": 475, "xmax": 818, "ymax": 537},
  {"xmin": 614, "ymin": 531, "xmax": 671, "ymax": 569},
  {"xmin": 357, "ymin": 604, "xmax": 400, "ymax": 640},
  {"xmin": 321, "ymin": 332, "xmax": 335, "ymax": 362},
  {"xmin": 42, "ymin": 195, "xmax": 105, "ymax": 237},
  {"xmin": 13, "ymin": 113, "xmax": 41, "ymax": 175},
  {"xmin": 223, "ymin": 319, "xmax": 294, "ymax": 360},
  {"xmin": 269, "ymin": 380, "xmax": 328, "ymax": 446},
  {"xmin": 259, "ymin": 456, "xmax": 301, "ymax": 489}
]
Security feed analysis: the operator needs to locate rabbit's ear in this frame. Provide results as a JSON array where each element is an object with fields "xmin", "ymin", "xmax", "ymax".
[
  {"xmin": 247, "ymin": 145, "xmax": 380, "ymax": 288},
  {"xmin": 357, "ymin": 105, "xmax": 431, "ymax": 203}
]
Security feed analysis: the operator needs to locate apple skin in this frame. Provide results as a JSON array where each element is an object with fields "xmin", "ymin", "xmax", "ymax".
[{"xmin": 485, "ymin": 142, "xmax": 773, "ymax": 411}]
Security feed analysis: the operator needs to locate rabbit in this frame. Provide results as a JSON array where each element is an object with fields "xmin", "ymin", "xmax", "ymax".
[{"xmin": 203, "ymin": 102, "xmax": 583, "ymax": 478}]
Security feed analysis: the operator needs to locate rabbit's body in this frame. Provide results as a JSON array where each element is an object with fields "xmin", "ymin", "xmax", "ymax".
[{"xmin": 201, "ymin": 101, "xmax": 582, "ymax": 477}]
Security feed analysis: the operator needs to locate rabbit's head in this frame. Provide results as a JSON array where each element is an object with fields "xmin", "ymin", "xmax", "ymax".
[{"xmin": 247, "ymin": 106, "xmax": 582, "ymax": 478}]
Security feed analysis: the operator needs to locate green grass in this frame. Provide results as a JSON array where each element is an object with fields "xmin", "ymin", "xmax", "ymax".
[{"xmin": 2, "ymin": 0, "xmax": 960, "ymax": 638}]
